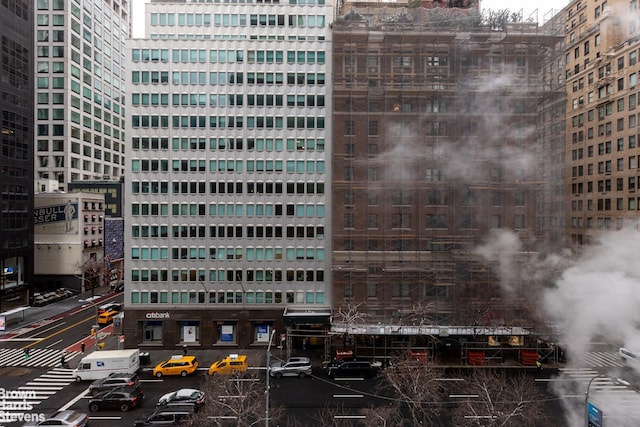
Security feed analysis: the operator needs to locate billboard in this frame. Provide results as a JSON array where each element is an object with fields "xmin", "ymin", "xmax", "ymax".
[
  {"xmin": 34, "ymin": 199, "xmax": 79, "ymax": 234},
  {"xmin": 588, "ymin": 401, "xmax": 603, "ymax": 427}
]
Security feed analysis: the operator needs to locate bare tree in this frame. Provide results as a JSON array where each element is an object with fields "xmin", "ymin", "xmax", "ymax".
[
  {"xmin": 192, "ymin": 370, "xmax": 285, "ymax": 426},
  {"xmin": 375, "ymin": 355, "xmax": 448, "ymax": 426},
  {"xmin": 449, "ymin": 369, "xmax": 549, "ymax": 427}
]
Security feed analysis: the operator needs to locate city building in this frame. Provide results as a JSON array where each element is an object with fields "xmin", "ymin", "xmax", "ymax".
[
  {"xmin": 329, "ymin": 1, "xmax": 565, "ymax": 360},
  {"xmin": 565, "ymin": 0, "xmax": 640, "ymax": 248},
  {"xmin": 34, "ymin": 0, "xmax": 129, "ymax": 191},
  {"xmin": 34, "ymin": 192, "xmax": 107, "ymax": 295},
  {"xmin": 123, "ymin": 0, "xmax": 333, "ymax": 349},
  {"xmin": 0, "ymin": 0, "xmax": 34, "ymax": 311}
]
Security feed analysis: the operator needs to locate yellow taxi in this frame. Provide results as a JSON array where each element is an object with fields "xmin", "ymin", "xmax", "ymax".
[
  {"xmin": 153, "ymin": 355, "xmax": 199, "ymax": 378},
  {"xmin": 208, "ymin": 354, "xmax": 248, "ymax": 375},
  {"xmin": 97, "ymin": 309, "xmax": 119, "ymax": 325}
]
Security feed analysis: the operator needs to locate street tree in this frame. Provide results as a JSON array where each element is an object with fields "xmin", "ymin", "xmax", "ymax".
[
  {"xmin": 192, "ymin": 370, "xmax": 284, "ymax": 426},
  {"xmin": 375, "ymin": 354, "xmax": 447, "ymax": 426},
  {"xmin": 449, "ymin": 369, "xmax": 549, "ymax": 427}
]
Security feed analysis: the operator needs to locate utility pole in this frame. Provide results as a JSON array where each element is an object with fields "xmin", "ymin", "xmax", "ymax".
[{"xmin": 265, "ymin": 329, "xmax": 275, "ymax": 427}]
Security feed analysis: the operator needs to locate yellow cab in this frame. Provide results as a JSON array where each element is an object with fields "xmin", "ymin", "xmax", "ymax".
[
  {"xmin": 208, "ymin": 354, "xmax": 248, "ymax": 375},
  {"xmin": 153, "ymin": 355, "xmax": 199, "ymax": 378},
  {"xmin": 97, "ymin": 309, "xmax": 119, "ymax": 325}
]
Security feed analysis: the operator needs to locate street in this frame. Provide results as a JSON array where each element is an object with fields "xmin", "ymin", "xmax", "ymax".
[{"xmin": 0, "ymin": 294, "xmax": 635, "ymax": 426}]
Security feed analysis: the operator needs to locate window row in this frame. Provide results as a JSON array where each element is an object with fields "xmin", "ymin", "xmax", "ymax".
[
  {"xmin": 130, "ymin": 246, "xmax": 324, "ymax": 261},
  {"xmin": 130, "ymin": 224, "xmax": 324, "ymax": 239},
  {"xmin": 131, "ymin": 290, "xmax": 325, "ymax": 306},
  {"xmin": 130, "ymin": 268, "xmax": 325, "ymax": 283},
  {"xmin": 149, "ymin": 12, "xmax": 327, "ymax": 28},
  {"xmin": 209, "ymin": 203, "xmax": 325, "ymax": 217},
  {"xmin": 131, "ymin": 48, "xmax": 325, "ymax": 64},
  {"xmin": 133, "ymin": 93, "xmax": 326, "ymax": 108},
  {"xmin": 161, "ymin": 181, "xmax": 324, "ymax": 195},
  {"xmin": 131, "ymin": 71, "xmax": 324, "ymax": 86},
  {"xmin": 131, "ymin": 115, "xmax": 325, "ymax": 129}
]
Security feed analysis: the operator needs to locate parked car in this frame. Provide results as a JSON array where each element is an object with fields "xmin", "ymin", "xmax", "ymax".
[
  {"xmin": 134, "ymin": 405, "xmax": 195, "ymax": 426},
  {"xmin": 23, "ymin": 410, "xmax": 89, "ymax": 427},
  {"xmin": 270, "ymin": 356, "xmax": 312, "ymax": 378},
  {"xmin": 153, "ymin": 355, "xmax": 199, "ymax": 378},
  {"xmin": 89, "ymin": 372, "xmax": 139, "ymax": 395},
  {"xmin": 157, "ymin": 388, "xmax": 205, "ymax": 411},
  {"xmin": 88, "ymin": 384, "xmax": 144, "ymax": 412},
  {"xmin": 326, "ymin": 360, "xmax": 377, "ymax": 378}
]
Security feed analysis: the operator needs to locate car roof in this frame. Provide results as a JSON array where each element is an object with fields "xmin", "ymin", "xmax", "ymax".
[{"xmin": 175, "ymin": 388, "xmax": 201, "ymax": 397}]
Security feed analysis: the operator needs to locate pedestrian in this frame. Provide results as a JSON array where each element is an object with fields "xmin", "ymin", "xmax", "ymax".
[
  {"xmin": 302, "ymin": 337, "xmax": 307, "ymax": 350},
  {"xmin": 24, "ymin": 348, "xmax": 29, "ymax": 360},
  {"xmin": 81, "ymin": 342, "xmax": 85, "ymax": 353},
  {"xmin": 183, "ymin": 344, "xmax": 188, "ymax": 356},
  {"xmin": 60, "ymin": 353, "xmax": 67, "ymax": 368},
  {"xmin": 536, "ymin": 359, "xmax": 542, "ymax": 372}
]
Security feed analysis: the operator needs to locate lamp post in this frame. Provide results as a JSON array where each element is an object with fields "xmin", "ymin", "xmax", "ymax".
[
  {"xmin": 585, "ymin": 374, "xmax": 630, "ymax": 427},
  {"xmin": 265, "ymin": 329, "xmax": 275, "ymax": 427}
]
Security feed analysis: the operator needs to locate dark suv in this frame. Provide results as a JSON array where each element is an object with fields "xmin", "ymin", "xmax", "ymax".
[
  {"xmin": 88, "ymin": 384, "xmax": 144, "ymax": 412},
  {"xmin": 89, "ymin": 372, "xmax": 139, "ymax": 396},
  {"xmin": 134, "ymin": 405, "xmax": 195, "ymax": 426},
  {"xmin": 326, "ymin": 360, "xmax": 376, "ymax": 378}
]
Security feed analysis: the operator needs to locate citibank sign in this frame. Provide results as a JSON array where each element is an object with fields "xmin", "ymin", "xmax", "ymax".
[{"xmin": 146, "ymin": 311, "xmax": 170, "ymax": 319}]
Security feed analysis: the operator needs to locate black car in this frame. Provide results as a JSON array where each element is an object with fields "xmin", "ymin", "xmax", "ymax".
[
  {"xmin": 88, "ymin": 384, "xmax": 144, "ymax": 412},
  {"xmin": 89, "ymin": 372, "xmax": 139, "ymax": 396},
  {"xmin": 326, "ymin": 360, "xmax": 377, "ymax": 378},
  {"xmin": 134, "ymin": 405, "xmax": 195, "ymax": 426}
]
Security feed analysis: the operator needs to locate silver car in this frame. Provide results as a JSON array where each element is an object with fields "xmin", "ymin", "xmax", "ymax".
[
  {"xmin": 270, "ymin": 357, "xmax": 312, "ymax": 378},
  {"xmin": 23, "ymin": 410, "xmax": 89, "ymax": 427}
]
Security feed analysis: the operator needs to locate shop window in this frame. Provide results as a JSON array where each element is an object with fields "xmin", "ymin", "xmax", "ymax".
[
  {"xmin": 180, "ymin": 321, "xmax": 200, "ymax": 343},
  {"xmin": 216, "ymin": 322, "xmax": 237, "ymax": 344},
  {"xmin": 142, "ymin": 320, "xmax": 163, "ymax": 343}
]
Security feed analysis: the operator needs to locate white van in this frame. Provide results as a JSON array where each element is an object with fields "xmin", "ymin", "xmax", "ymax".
[{"xmin": 72, "ymin": 349, "xmax": 140, "ymax": 382}]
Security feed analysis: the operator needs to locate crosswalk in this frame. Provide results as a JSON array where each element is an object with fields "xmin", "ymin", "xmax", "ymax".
[
  {"xmin": 574, "ymin": 351, "xmax": 625, "ymax": 369},
  {"xmin": 0, "ymin": 367, "xmax": 77, "ymax": 427},
  {"xmin": 0, "ymin": 348, "xmax": 80, "ymax": 368}
]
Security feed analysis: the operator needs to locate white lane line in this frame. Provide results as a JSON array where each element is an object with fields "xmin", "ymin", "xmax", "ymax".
[
  {"xmin": 58, "ymin": 388, "xmax": 90, "ymax": 412},
  {"xmin": 46, "ymin": 339, "xmax": 63, "ymax": 348},
  {"xmin": 333, "ymin": 394, "xmax": 364, "ymax": 398}
]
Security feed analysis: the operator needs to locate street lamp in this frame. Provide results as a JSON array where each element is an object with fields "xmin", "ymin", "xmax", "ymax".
[
  {"xmin": 265, "ymin": 329, "xmax": 275, "ymax": 427},
  {"xmin": 585, "ymin": 374, "xmax": 630, "ymax": 427}
]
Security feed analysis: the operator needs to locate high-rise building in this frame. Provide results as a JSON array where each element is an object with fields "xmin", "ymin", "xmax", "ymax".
[
  {"xmin": 124, "ymin": 0, "xmax": 333, "ymax": 348},
  {"xmin": 330, "ymin": 2, "xmax": 563, "ymax": 354},
  {"xmin": 564, "ymin": 0, "xmax": 640, "ymax": 248},
  {"xmin": 34, "ymin": 0, "xmax": 129, "ymax": 191},
  {"xmin": 0, "ymin": 0, "xmax": 34, "ymax": 309}
]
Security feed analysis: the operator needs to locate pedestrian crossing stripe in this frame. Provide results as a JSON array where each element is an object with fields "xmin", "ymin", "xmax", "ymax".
[
  {"xmin": 0, "ymin": 348, "xmax": 80, "ymax": 368},
  {"xmin": 575, "ymin": 351, "xmax": 624, "ymax": 368},
  {"xmin": 0, "ymin": 368, "xmax": 76, "ymax": 427}
]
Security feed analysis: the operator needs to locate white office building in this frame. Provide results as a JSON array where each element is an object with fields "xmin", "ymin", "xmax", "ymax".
[
  {"xmin": 124, "ymin": 0, "xmax": 333, "ymax": 349},
  {"xmin": 34, "ymin": 0, "xmax": 129, "ymax": 190}
]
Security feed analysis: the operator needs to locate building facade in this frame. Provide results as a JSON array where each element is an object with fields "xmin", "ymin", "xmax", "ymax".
[
  {"xmin": 565, "ymin": 0, "xmax": 640, "ymax": 249},
  {"xmin": 0, "ymin": 0, "xmax": 34, "ymax": 310},
  {"xmin": 34, "ymin": 192, "xmax": 106, "ymax": 293},
  {"xmin": 330, "ymin": 2, "xmax": 563, "ymax": 342},
  {"xmin": 123, "ymin": 0, "xmax": 333, "ymax": 349},
  {"xmin": 34, "ymin": 0, "xmax": 129, "ymax": 191}
]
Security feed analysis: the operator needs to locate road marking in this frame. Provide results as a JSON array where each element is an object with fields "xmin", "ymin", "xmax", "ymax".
[
  {"xmin": 333, "ymin": 394, "xmax": 364, "ymax": 398},
  {"xmin": 0, "ymin": 338, "xmax": 40, "ymax": 342},
  {"xmin": 450, "ymin": 394, "xmax": 479, "ymax": 398},
  {"xmin": 333, "ymin": 377, "xmax": 364, "ymax": 381},
  {"xmin": 30, "ymin": 322, "xmax": 66, "ymax": 338},
  {"xmin": 58, "ymin": 388, "xmax": 90, "ymax": 411},
  {"xmin": 22, "ymin": 315, "xmax": 94, "ymax": 350},
  {"xmin": 140, "ymin": 379, "xmax": 163, "ymax": 383},
  {"xmin": 46, "ymin": 339, "xmax": 63, "ymax": 348},
  {"xmin": 88, "ymin": 416, "xmax": 122, "ymax": 420},
  {"xmin": 335, "ymin": 415, "xmax": 366, "ymax": 419}
]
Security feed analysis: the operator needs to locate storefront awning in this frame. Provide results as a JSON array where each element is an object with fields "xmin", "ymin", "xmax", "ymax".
[{"xmin": 283, "ymin": 307, "xmax": 331, "ymax": 326}]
